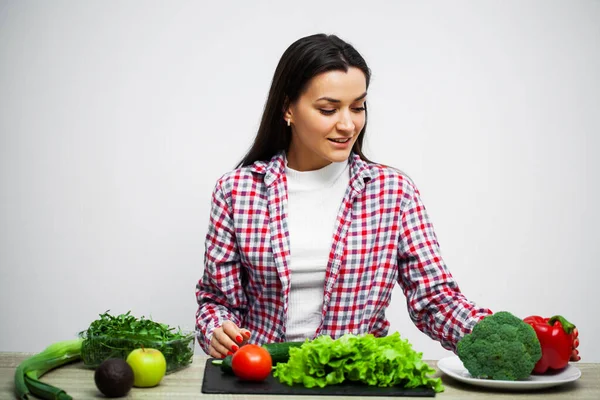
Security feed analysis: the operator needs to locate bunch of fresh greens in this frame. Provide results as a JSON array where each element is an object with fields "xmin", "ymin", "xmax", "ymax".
[
  {"xmin": 79, "ymin": 311, "xmax": 194, "ymax": 373},
  {"xmin": 273, "ymin": 332, "xmax": 444, "ymax": 392}
]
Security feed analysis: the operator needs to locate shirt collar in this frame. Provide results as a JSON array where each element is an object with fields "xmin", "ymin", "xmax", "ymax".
[{"xmin": 249, "ymin": 151, "xmax": 373, "ymax": 190}]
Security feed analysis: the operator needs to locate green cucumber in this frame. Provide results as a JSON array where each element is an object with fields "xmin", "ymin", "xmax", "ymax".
[
  {"xmin": 262, "ymin": 341, "xmax": 305, "ymax": 364},
  {"xmin": 211, "ymin": 355, "xmax": 233, "ymax": 374},
  {"xmin": 221, "ymin": 355, "xmax": 234, "ymax": 374}
]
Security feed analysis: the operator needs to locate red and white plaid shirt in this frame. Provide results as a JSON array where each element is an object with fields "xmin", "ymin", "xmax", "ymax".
[{"xmin": 195, "ymin": 152, "xmax": 492, "ymax": 353}]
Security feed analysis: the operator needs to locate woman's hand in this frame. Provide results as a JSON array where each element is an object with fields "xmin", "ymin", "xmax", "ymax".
[
  {"xmin": 209, "ymin": 320, "xmax": 252, "ymax": 358},
  {"xmin": 570, "ymin": 327, "xmax": 580, "ymax": 361}
]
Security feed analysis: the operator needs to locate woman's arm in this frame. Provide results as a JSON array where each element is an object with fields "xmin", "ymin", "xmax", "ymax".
[
  {"xmin": 195, "ymin": 179, "xmax": 248, "ymax": 354},
  {"xmin": 396, "ymin": 181, "xmax": 492, "ymax": 352}
]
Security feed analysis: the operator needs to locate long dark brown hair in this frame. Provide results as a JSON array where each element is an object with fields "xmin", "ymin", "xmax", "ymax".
[{"xmin": 237, "ymin": 34, "xmax": 373, "ymax": 168}]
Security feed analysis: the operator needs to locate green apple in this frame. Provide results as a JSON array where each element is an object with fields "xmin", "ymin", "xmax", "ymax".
[{"xmin": 125, "ymin": 347, "xmax": 167, "ymax": 387}]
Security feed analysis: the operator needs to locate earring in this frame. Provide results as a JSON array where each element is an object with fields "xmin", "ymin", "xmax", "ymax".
[{"xmin": 287, "ymin": 119, "xmax": 291, "ymax": 127}]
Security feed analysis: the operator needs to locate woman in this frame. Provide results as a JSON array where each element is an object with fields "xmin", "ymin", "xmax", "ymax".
[{"xmin": 196, "ymin": 33, "xmax": 492, "ymax": 359}]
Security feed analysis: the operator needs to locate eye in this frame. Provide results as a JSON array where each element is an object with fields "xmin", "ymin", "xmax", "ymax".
[
  {"xmin": 352, "ymin": 106, "xmax": 366, "ymax": 112},
  {"xmin": 319, "ymin": 109, "xmax": 336, "ymax": 115}
]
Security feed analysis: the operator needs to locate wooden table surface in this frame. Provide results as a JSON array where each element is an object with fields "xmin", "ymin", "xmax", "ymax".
[{"xmin": 1, "ymin": 353, "xmax": 598, "ymax": 399}]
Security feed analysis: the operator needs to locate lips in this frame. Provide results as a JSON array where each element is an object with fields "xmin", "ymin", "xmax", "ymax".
[{"xmin": 328, "ymin": 138, "xmax": 351, "ymax": 143}]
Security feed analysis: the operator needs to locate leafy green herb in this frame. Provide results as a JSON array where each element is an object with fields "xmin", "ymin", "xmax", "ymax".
[
  {"xmin": 79, "ymin": 310, "xmax": 194, "ymax": 373},
  {"xmin": 273, "ymin": 332, "xmax": 444, "ymax": 392}
]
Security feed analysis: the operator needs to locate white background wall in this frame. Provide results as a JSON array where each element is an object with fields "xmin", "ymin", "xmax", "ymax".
[{"xmin": 1, "ymin": 0, "xmax": 598, "ymax": 362}]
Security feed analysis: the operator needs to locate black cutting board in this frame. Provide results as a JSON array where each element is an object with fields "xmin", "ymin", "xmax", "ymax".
[{"xmin": 201, "ymin": 359, "xmax": 436, "ymax": 397}]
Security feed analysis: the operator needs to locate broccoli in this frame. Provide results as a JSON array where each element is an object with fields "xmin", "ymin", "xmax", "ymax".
[{"xmin": 457, "ymin": 311, "xmax": 542, "ymax": 380}]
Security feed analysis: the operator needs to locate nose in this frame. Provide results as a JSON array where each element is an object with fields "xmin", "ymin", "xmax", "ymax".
[{"xmin": 336, "ymin": 110, "xmax": 355, "ymax": 133}]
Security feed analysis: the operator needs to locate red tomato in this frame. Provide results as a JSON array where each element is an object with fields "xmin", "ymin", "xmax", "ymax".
[{"xmin": 231, "ymin": 344, "xmax": 272, "ymax": 381}]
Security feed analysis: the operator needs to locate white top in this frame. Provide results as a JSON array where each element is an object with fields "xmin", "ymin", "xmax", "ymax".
[{"xmin": 284, "ymin": 158, "xmax": 350, "ymax": 341}]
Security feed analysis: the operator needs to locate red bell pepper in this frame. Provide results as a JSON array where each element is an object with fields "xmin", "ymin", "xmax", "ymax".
[{"xmin": 523, "ymin": 315, "xmax": 577, "ymax": 374}]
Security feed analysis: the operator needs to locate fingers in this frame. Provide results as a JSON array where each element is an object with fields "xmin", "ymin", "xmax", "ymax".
[
  {"xmin": 222, "ymin": 321, "xmax": 245, "ymax": 346},
  {"xmin": 570, "ymin": 330, "xmax": 580, "ymax": 362},
  {"xmin": 570, "ymin": 348, "xmax": 580, "ymax": 362},
  {"xmin": 209, "ymin": 327, "xmax": 232, "ymax": 359},
  {"xmin": 209, "ymin": 321, "xmax": 253, "ymax": 358},
  {"xmin": 240, "ymin": 328, "xmax": 252, "ymax": 345},
  {"xmin": 241, "ymin": 328, "xmax": 252, "ymax": 340},
  {"xmin": 222, "ymin": 322, "xmax": 252, "ymax": 348},
  {"xmin": 208, "ymin": 341, "xmax": 227, "ymax": 359}
]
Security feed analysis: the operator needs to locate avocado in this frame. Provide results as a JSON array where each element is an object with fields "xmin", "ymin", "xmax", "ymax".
[{"xmin": 94, "ymin": 358, "xmax": 135, "ymax": 398}]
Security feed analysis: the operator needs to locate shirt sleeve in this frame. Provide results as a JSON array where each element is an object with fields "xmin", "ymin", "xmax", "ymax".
[
  {"xmin": 396, "ymin": 180, "xmax": 492, "ymax": 353},
  {"xmin": 195, "ymin": 179, "xmax": 247, "ymax": 354}
]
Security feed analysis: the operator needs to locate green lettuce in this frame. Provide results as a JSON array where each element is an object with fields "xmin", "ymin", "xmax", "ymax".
[{"xmin": 273, "ymin": 332, "xmax": 444, "ymax": 392}]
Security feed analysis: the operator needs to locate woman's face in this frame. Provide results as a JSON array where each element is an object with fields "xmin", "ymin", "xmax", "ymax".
[{"xmin": 285, "ymin": 67, "xmax": 367, "ymax": 171}]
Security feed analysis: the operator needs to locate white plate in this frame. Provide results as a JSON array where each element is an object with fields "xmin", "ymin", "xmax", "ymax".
[{"xmin": 437, "ymin": 356, "xmax": 581, "ymax": 390}]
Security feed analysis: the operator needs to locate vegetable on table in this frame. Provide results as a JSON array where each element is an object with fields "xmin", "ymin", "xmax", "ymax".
[
  {"xmin": 262, "ymin": 341, "xmax": 305, "ymax": 364},
  {"xmin": 79, "ymin": 310, "xmax": 194, "ymax": 373},
  {"xmin": 212, "ymin": 341, "xmax": 304, "ymax": 374},
  {"xmin": 231, "ymin": 344, "xmax": 273, "ymax": 381},
  {"xmin": 214, "ymin": 354, "xmax": 234, "ymax": 374},
  {"xmin": 273, "ymin": 332, "xmax": 444, "ymax": 392},
  {"xmin": 94, "ymin": 358, "xmax": 134, "ymax": 398},
  {"xmin": 523, "ymin": 315, "xmax": 578, "ymax": 374},
  {"xmin": 457, "ymin": 311, "xmax": 542, "ymax": 381},
  {"xmin": 14, "ymin": 338, "xmax": 83, "ymax": 400}
]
